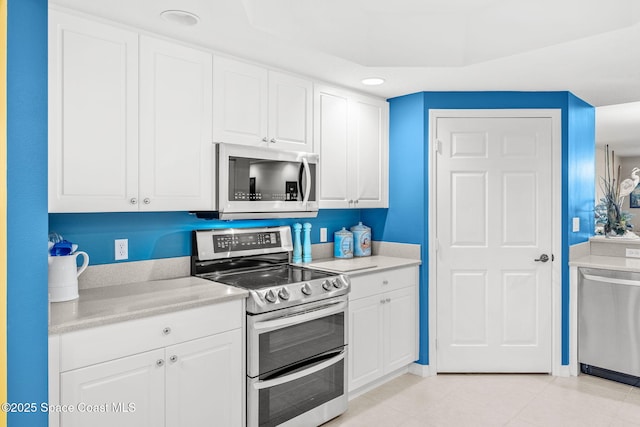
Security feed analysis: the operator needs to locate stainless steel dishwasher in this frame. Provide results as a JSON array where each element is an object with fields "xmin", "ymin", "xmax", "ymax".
[{"xmin": 579, "ymin": 268, "xmax": 640, "ymax": 386}]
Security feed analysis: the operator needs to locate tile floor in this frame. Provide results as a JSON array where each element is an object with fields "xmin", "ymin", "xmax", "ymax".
[{"xmin": 324, "ymin": 373, "xmax": 640, "ymax": 426}]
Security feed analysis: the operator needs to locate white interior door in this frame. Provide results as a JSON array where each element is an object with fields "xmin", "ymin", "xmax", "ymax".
[{"xmin": 435, "ymin": 115, "xmax": 553, "ymax": 373}]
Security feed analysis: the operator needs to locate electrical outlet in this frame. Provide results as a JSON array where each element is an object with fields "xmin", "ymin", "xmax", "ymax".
[
  {"xmin": 115, "ymin": 239, "xmax": 128, "ymax": 260},
  {"xmin": 626, "ymin": 248, "xmax": 640, "ymax": 258},
  {"xmin": 320, "ymin": 228, "xmax": 328, "ymax": 243}
]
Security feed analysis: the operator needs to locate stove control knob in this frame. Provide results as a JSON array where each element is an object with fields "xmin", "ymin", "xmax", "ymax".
[
  {"xmin": 301, "ymin": 283, "xmax": 312, "ymax": 296},
  {"xmin": 332, "ymin": 279, "xmax": 343, "ymax": 289},
  {"xmin": 278, "ymin": 287, "xmax": 290, "ymax": 300},
  {"xmin": 265, "ymin": 289, "xmax": 277, "ymax": 303},
  {"xmin": 322, "ymin": 280, "xmax": 332, "ymax": 291}
]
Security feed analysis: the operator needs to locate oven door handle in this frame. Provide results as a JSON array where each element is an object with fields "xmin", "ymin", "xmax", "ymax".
[
  {"xmin": 253, "ymin": 349, "xmax": 345, "ymax": 390},
  {"xmin": 253, "ymin": 300, "xmax": 347, "ymax": 333}
]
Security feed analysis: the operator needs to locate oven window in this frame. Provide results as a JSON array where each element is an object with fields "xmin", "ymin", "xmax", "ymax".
[
  {"xmin": 258, "ymin": 312, "xmax": 344, "ymax": 375},
  {"xmin": 258, "ymin": 358, "xmax": 344, "ymax": 427}
]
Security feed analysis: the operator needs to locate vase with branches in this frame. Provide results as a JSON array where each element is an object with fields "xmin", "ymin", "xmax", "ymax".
[{"xmin": 595, "ymin": 145, "xmax": 636, "ymax": 236}]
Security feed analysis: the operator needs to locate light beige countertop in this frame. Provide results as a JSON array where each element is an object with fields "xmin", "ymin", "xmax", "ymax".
[
  {"xmin": 304, "ymin": 255, "xmax": 421, "ymax": 276},
  {"xmin": 49, "ymin": 276, "xmax": 248, "ymax": 334},
  {"xmin": 569, "ymin": 255, "xmax": 640, "ymax": 272}
]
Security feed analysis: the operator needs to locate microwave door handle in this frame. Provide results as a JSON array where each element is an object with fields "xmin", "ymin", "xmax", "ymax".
[
  {"xmin": 301, "ymin": 157, "xmax": 311, "ymax": 204},
  {"xmin": 253, "ymin": 349, "xmax": 345, "ymax": 390},
  {"xmin": 253, "ymin": 300, "xmax": 347, "ymax": 332}
]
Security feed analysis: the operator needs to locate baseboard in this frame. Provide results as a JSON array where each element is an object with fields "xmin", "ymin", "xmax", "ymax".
[{"xmin": 409, "ymin": 362, "xmax": 434, "ymax": 377}]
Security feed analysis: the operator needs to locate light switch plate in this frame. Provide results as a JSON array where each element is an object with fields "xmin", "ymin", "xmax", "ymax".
[
  {"xmin": 572, "ymin": 217, "xmax": 580, "ymax": 232},
  {"xmin": 626, "ymin": 248, "xmax": 640, "ymax": 258},
  {"xmin": 320, "ymin": 228, "xmax": 328, "ymax": 243}
]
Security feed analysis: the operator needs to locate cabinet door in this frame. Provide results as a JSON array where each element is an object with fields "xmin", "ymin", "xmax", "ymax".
[
  {"xmin": 315, "ymin": 86, "xmax": 352, "ymax": 208},
  {"xmin": 49, "ymin": 11, "xmax": 139, "ymax": 212},
  {"xmin": 348, "ymin": 294, "xmax": 384, "ymax": 392},
  {"xmin": 351, "ymin": 95, "xmax": 389, "ymax": 208},
  {"xmin": 165, "ymin": 329, "xmax": 243, "ymax": 427},
  {"xmin": 384, "ymin": 286, "xmax": 418, "ymax": 373},
  {"xmin": 60, "ymin": 349, "xmax": 165, "ymax": 427},
  {"xmin": 139, "ymin": 36, "xmax": 213, "ymax": 211},
  {"xmin": 268, "ymin": 71, "xmax": 313, "ymax": 152},
  {"xmin": 213, "ymin": 56, "xmax": 268, "ymax": 146}
]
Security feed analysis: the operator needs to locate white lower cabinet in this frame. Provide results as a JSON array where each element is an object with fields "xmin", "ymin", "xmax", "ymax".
[
  {"xmin": 52, "ymin": 302, "xmax": 244, "ymax": 427},
  {"xmin": 348, "ymin": 266, "xmax": 418, "ymax": 393}
]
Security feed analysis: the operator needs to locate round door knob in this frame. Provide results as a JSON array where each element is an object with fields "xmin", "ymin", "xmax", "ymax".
[
  {"xmin": 332, "ymin": 279, "xmax": 342, "ymax": 289},
  {"xmin": 534, "ymin": 254, "xmax": 550, "ymax": 263},
  {"xmin": 265, "ymin": 289, "xmax": 277, "ymax": 303},
  {"xmin": 278, "ymin": 288, "xmax": 290, "ymax": 300},
  {"xmin": 169, "ymin": 355, "xmax": 178, "ymax": 363},
  {"xmin": 301, "ymin": 283, "xmax": 312, "ymax": 296},
  {"xmin": 156, "ymin": 359, "xmax": 165, "ymax": 367},
  {"xmin": 322, "ymin": 280, "xmax": 332, "ymax": 291}
]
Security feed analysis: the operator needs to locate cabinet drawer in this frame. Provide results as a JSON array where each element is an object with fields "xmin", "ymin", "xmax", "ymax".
[
  {"xmin": 60, "ymin": 300, "xmax": 242, "ymax": 371},
  {"xmin": 349, "ymin": 266, "xmax": 417, "ymax": 300}
]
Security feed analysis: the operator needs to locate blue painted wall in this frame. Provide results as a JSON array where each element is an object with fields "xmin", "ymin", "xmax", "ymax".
[
  {"xmin": 365, "ymin": 91, "xmax": 595, "ymax": 367},
  {"xmin": 49, "ymin": 210, "xmax": 364, "ymax": 265},
  {"xmin": 7, "ymin": 0, "xmax": 49, "ymax": 425}
]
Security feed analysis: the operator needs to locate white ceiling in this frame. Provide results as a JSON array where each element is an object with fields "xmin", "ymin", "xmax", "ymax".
[{"xmin": 50, "ymin": 0, "xmax": 640, "ymax": 154}]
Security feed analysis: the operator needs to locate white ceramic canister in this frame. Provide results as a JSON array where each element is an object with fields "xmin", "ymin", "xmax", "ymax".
[
  {"xmin": 351, "ymin": 221, "xmax": 372, "ymax": 257},
  {"xmin": 334, "ymin": 227, "xmax": 354, "ymax": 259}
]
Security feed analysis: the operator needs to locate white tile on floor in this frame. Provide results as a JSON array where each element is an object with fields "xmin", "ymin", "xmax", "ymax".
[{"xmin": 332, "ymin": 373, "xmax": 640, "ymax": 427}]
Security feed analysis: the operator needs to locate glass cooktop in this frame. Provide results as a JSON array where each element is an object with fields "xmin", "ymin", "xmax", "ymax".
[{"xmin": 206, "ymin": 265, "xmax": 335, "ymax": 290}]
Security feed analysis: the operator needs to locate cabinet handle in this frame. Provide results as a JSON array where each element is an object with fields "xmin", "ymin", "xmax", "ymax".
[
  {"xmin": 143, "ymin": 198, "xmax": 151, "ymax": 205},
  {"xmin": 156, "ymin": 359, "xmax": 165, "ymax": 367},
  {"xmin": 130, "ymin": 198, "xmax": 138, "ymax": 205},
  {"xmin": 162, "ymin": 327, "xmax": 171, "ymax": 335},
  {"xmin": 169, "ymin": 355, "xmax": 178, "ymax": 363}
]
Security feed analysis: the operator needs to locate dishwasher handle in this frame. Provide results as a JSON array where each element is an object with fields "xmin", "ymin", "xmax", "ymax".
[{"xmin": 582, "ymin": 273, "xmax": 640, "ymax": 288}]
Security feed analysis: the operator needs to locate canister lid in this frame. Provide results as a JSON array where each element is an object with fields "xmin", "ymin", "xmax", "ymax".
[{"xmin": 350, "ymin": 221, "xmax": 370, "ymax": 231}]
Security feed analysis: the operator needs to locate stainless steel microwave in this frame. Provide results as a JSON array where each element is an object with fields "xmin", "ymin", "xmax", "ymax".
[{"xmin": 196, "ymin": 143, "xmax": 319, "ymax": 220}]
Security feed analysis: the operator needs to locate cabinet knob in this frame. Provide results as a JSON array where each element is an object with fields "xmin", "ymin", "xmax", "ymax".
[
  {"xmin": 382, "ymin": 280, "xmax": 389, "ymax": 285},
  {"xmin": 348, "ymin": 199, "xmax": 354, "ymax": 205},
  {"xmin": 169, "ymin": 355, "xmax": 178, "ymax": 363},
  {"xmin": 162, "ymin": 327, "xmax": 171, "ymax": 335},
  {"xmin": 269, "ymin": 138, "xmax": 276, "ymax": 143},
  {"xmin": 156, "ymin": 359, "xmax": 165, "ymax": 367},
  {"xmin": 130, "ymin": 198, "xmax": 138, "ymax": 205},
  {"xmin": 262, "ymin": 137, "xmax": 268, "ymax": 142},
  {"xmin": 380, "ymin": 299, "xmax": 386, "ymax": 304},
  {"xmin": 386, "ymin": 297, "xmax": 391, "ymax": 303},
  {"xmin": 143, "ymin": 198, "xmax": 151, "ymax": 205}
]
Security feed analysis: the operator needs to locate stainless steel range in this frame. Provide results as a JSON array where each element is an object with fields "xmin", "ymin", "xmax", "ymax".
[{"xmin": 191, "ymin": 226, "xmax": 350, "ymax": 427}]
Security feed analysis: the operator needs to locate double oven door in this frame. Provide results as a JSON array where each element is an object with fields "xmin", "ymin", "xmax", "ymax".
[{"xmin": 247, "ymin": 296, "xmax": 348, "ymax": 427}]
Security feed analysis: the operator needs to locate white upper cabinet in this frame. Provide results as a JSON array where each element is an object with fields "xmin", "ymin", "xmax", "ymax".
[
  {"xmin": 213, "ymin": 56, "xmax": 314, "ymax": 152},
  {"xmin": 315, "ymin": 85, "xmax": 389, "ymax": 209},
  {"xmin": 48, "ymin": 10, "xmax": 139, "ymax": 212},
  {"xmin": 138, "ymin": 35, "xmax": 213, "ymax": 211},
  {"xmin": 49, "ymin": 11, "xmax": 214, "ymax": 212}
]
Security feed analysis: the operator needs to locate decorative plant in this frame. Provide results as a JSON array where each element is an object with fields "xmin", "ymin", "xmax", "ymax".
[{"xmin": 595, "ymin": 145, "xmax": 637, "ymax": 236}]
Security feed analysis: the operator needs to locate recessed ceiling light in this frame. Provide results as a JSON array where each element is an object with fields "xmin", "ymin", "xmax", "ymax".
[
  {"xmin": 361, "ymin": 77, "xmax": 385, "ymax": 86},
  {"xmin": 160, "ymin": 10, "xmax": 200, "ymax": 26}
]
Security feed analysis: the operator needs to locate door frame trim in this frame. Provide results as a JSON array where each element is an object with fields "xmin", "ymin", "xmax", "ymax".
[{"xmin": 428, "ymin": 109, "xmax": 564, "ymax": 375}]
